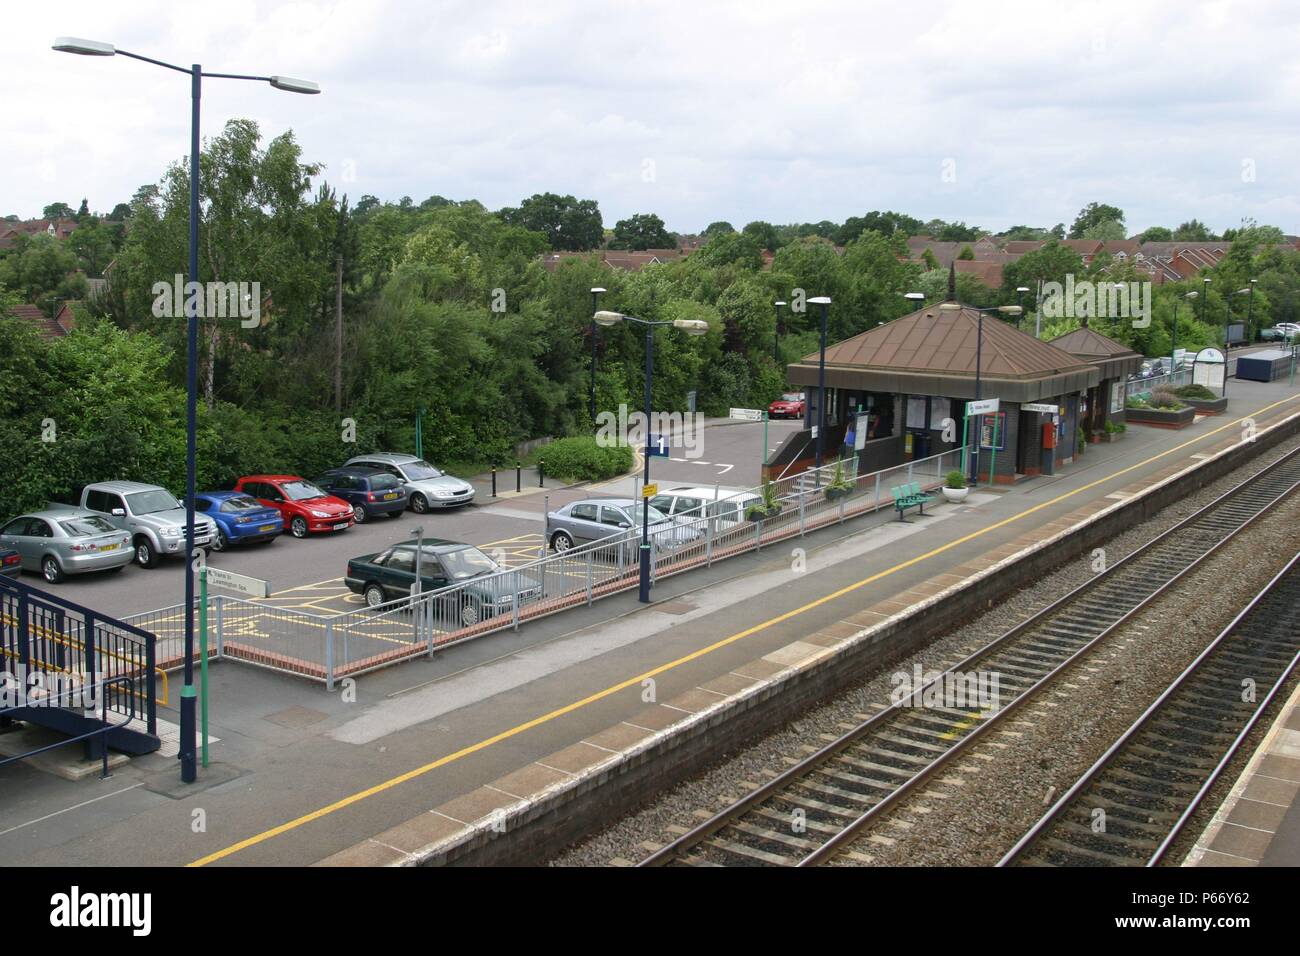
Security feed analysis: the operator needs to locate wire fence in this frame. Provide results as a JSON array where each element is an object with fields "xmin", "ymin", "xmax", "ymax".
[{"xmin": 125, "ymin": 447, "xmax": 964, "ymax": 687}]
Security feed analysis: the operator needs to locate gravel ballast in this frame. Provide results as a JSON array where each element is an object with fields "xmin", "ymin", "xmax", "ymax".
[{"xmin": 549, "ymin": 435, "xmax": 1300, "ymax": 867}]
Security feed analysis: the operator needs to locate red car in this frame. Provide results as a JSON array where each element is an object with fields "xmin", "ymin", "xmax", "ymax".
[
  {"xmin": 233, "ymin": 475, "xmax": 354, "ymax": 539},
  {"xmin": 769, "ymin": 392, "xmax": 806, "ymax": 419}
]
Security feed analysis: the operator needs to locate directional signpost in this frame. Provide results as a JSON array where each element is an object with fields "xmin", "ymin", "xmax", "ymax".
[
  {"xmin": 647, "ymin": 434, "xmax": 670, "ymax": 457},
  {"xmin": 197, "ymin": 564, "xmax": 271, "ymax": 767},
  {"xmin": 963, "ymin": 398, "xmax": 1000, "ymax": 487}
]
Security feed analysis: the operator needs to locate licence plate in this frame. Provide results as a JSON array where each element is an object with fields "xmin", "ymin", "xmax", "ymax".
[
  {"xmin": 383, "ymin": 492, "xmax": 399, "ymax": 500},
  {"xmin": 259, "ymin": 524, "xmax": 276, "ymax": 532},
  {"xmin": 334, "ymin": 523, "xmax": 350, "ymax": 531},
  {"xmin": 99, "ymin": 543, "xmax": 119, "ymax": 551}
]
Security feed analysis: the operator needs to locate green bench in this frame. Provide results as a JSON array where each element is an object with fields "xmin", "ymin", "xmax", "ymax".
[{"xmin": 890, "ymin": 482, "xmax": 934, "ymax": 520}]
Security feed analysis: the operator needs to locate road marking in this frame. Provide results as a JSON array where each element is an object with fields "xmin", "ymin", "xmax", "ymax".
[
  {"xmin": 717, "ymin": 464, "xmax": 734, "ymax": 475},
  {"xmin": 190, "ymin": 397, "xmax": 1300, "ymax": 865},
  {"xmin": 0, "ymin": 783, "xmax": 145, "ymax": 838}
]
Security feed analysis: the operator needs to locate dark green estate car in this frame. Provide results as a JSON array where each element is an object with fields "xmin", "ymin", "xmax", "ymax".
[{"xmin": 345, "ymin": 538, "xmax": 543, "ymax": 627}]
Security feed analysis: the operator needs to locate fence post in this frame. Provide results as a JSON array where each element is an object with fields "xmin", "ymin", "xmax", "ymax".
[
  {"xmin": 512, "ymin": 572, "xmax": 521, "ymax": 631},
  {"xmin": 799, "ymin": 493, "xmax": 806, "ymax": 536},
  {"xmin": 586, "ymin": 550, "xmax": 593, "ymax": 605},
  {"xmin": 214, "ymin": 596, "xmax": 224, "ymax": 660},
  {"xmin": 705, "ymin": 516, "xmax": 714, "ymax": 566},
  {"xmin": 491, "ymin": 467, "xmax": 497, "ymax": 498},
  {"xmin": 426, "ymin": 598, "xmax": 435, "ymax": 657},
  {"xmin": 755, "ymin": 518, "xmax": 762, "ymax": 552},
  {"xmin": 875, "ymin": 473, "xmax": 881, "ymax": 511},
  {"xmin": 839, "ymin": 489, "xmax": 846, "ymax": 524},
  {"xmin": 907, "ymin": 462, "xmax": 914, "ymax": 483},
  {"xmin": 325, "ymin": 619, "xmax": 335, "ymax": 691}
]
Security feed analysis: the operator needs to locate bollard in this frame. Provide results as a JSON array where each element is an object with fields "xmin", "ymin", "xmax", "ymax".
[
  {"xmin": 539, "ymin": 459, "xmax": 545, "ymax": 487},
  {"xmin": 491, "ymin": 467, "xmax": 497, "ymax": 498},
  {"xmin": 516, "ymin": 461, "xmax": 521, "ymax": 493}
]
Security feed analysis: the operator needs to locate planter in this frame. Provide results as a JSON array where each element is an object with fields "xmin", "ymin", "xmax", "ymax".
[
  {"xmin": 746, "ymin": 504, "xmax": 784, "ymax": 522},
  {"xmin": 1182, "ymin": 395, "xmax": 1229, "ymax": 416},
  {"xmin": 1125, "ymin": 405, "xmax": 1196, "ymax": 429},
  {"xmin": 941, "ymin": 486, "xmax": 969, "ymax": 503},
  {"xmin": 825, "ymin": 486, "xmax": 851, "ymax": 502}
]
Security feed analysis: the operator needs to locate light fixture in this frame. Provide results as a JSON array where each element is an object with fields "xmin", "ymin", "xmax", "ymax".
[
  {"xmin": 672, "ymin": 319, "xmax": 709, "ymax": 336},
  {"xmin": 269, "ymin": 75, "xmax": 320, "ymax": 94},
  {"xmin": 52, "ymin": 36, "xmax": 115, "ymax": 55},
  {"xmin": 939, "ymin": 303, "xmax": 962, "ymax": 312},
  {"xmin": 593, "ymin": 310, "xmax": 623, "ymax": 327}
]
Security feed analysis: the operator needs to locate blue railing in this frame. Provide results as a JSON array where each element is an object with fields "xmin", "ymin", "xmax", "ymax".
[{"xmin": 0, "ymin": 674, "xmax": 137, "ymax": 778}]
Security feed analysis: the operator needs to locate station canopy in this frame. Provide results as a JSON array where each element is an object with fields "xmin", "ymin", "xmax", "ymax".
[
  {"xmin": 1048, "ymin": 325, "xmax": 1144, "ymax": 380},
  {"xmin": 788, "ymin": 301, "xmax": 1100, "ymax": 403}
]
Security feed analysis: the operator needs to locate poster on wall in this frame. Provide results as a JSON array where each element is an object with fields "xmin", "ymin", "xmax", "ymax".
[
  {"xmin": 906, "ymin": 396, "xmax": 928, "ymax": 430},
  {"xmin": 1110, "ymin": 381, "xmax": 1123, "ymax": 413},
  {"xmin": 979, "ymin": 411, "xmax": 1007, "ymax": 450}
]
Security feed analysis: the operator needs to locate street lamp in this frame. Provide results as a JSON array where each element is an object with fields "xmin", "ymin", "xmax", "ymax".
[
  {"xmin": 592, "ymin": 310, "xmax": 708, "ymax": 603},
  {"xmin": 1171, "ymin": 290, "xmax": 1198, "ymax": 381},
  {"xmin": 1245, "ymin": 278, "xmax": 1257, "ymax": 343},
  {"xmin": 903, "ymin": 291, "xmax": 925, "ymax": 308},
  {"xmin": 589, "ymin": 287, "xmax": 606, "ymax": 424},
  {"xmin": 808, "ymin": 296, "xmax": 832, "ymax": 472},
  {"xmin": 956, "ymin": 303, "xmax": 1022, "ymax": 484},
  {"xmin": 773, "ymin": 300, "xmax": 786, "ymax": 363},
  {"xmin": 54, "ymin": 36, "xmax": 319, "ymax": 785},
  {"xmin": 1015, "ymin": 286, "xmax": 1030, "ymax": 329},
  {"xmin": 1225, "ymin": 286, "xmax": 1253, "ymax": 397}
]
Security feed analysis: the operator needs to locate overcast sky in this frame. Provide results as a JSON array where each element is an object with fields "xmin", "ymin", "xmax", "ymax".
[{"xmin": 8, "ymin": 1, "xmax": 1300, "ymax": 236}]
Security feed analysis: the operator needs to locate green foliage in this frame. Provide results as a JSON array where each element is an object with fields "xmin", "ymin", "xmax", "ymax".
[
  {"xmin": 1175, "ymin": 384, "xmax": 1217, "ymax": 400},
  {"xmin": 498, "ymin": 193, "xmax": 603, "ymax": 251},
  {"xmin": 533, "ymin": 436, "xmax": 632, "ymax": 482},
  {"xmin": 945, "ymin": 470, "xmax": 966, "ymax": 489},
  {"xmin": 609, "ymin": 213, "xmax": 674, "ymax": 251},
  {"xmin": 1069, "ymin": 202, "xmax": 1125, "ymax": 239},
  {"xmin": 956, "ymin": 245, "xmax": 975, "ymax": 260}
]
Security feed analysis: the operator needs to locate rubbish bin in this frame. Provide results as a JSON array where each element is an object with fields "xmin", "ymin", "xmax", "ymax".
[{"xmin": 911, "ymin": 430, "xmax": 931, "ymax": 459}]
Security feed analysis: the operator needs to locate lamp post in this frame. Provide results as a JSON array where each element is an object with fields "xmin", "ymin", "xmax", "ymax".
[
  {"xmin": 588, "ymin": 287, "xmax": 606, "ymax": 424},
  {"xmin": 773, "ymin": 300, "xmax": 786, "ymax": 363},
  {"xmin": 1225, "ymin": 286, "xmax": 1252, "ymax": 397},
  {"xmin": 53, "ymin": 37, "xmax": 319, "ymax": 785},
  {"xmin": 593, "ymin": 310, "xmax": 708, "ymax": 602},
  {"xmin": 955, "ymin": 303, "xmax": 1022, "ymax": 485},
  {"xmin": 1245, "ymin": 278, "xmax": 1257, "ymax": 343},
  {"xmin": 903, "ymin": 291, "xmax": 925, "ymax": 310},
  {"xmin": 1171, "ymin": 290, "xmax": 1198, "ymax": 382},
  {"xmin": 1015, "ymin": 286, "xmax": 1030, "ymax": 329},
  {"xmin": 808, "ymin": 296, "xmax": 832, "ymax": 472}
]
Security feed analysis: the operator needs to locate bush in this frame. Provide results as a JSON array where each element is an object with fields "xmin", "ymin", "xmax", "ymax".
[
  {"xmin": 1149, "ymin": 387, "xmax": 1186, "ymax": 410},
  {"xmin": 945, "ymin": 470, "xmax": 966, "ymax": 489},
  {"xmin": 535, "ymin": 436, "xmax": 633, "ymax": 482},
  {"xmin": 1175, "ymin": 384, "xmax": 1217, "ymax": 400}
]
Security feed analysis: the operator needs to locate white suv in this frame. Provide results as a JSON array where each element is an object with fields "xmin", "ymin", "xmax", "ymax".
[{"xmin": 648, "ymin": 486, "xmax": 761, "ymax": 527}]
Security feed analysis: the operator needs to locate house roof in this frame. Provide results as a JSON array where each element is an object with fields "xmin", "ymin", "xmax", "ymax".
[
  {"xmin": 6, "ymin": 304, "xmax": 67, "ymax": 340},
  {"xmin": 1048, "ymin": 326, "xmax": 1144, "ymax": 380},
  {"xmin": 786, "ymin": 301, "xmax": 1099, "ymax": 402},
  {"xmin": 954, "ymin": 259, "xmax": 1004, "ymax": 288},
  {"xmin": 1003, "ymin": 240, "xmax": 1045, "ymax": 254}
]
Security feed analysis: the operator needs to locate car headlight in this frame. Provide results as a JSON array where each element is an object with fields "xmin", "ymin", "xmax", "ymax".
[
  {"xmin": 310, "ymin": 510, "xmax": 330, "ymax": 518},
  {"xmin": 161, "ymin": 527, "xmax": 180, "ymax": 537}
]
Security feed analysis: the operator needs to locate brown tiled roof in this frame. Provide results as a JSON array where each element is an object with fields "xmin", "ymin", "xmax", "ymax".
[
  {"xmin": 1061, "ymin": 239, "xmax": 1103, "ymax": 256},
  {"xmin": 806, "ymin": 303, "xmax": 1092, "ymax": 380},
  {"xmin": 1003, "ymin": 240, "xmax": 1045, "ymax": 254},
  {"xmin": 1049, "ymin": 326, "xmax": 1141, "ymax": 359},
  {"xmin": 6, "ymin": 304, "xmax": 67, "ymax": 339},
  {"xmin": 954, "ymin": 259, "xmax": 1004, "ymax": 288}
]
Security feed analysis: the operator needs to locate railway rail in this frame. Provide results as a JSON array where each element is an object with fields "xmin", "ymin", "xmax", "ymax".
[
  {"xmin": 637, "ymin": 444, "xmax": 1300, "ymax": 867},
  {"xmin": 999, "ymin": 549, "xmax": 1300, "ymax": 867}
]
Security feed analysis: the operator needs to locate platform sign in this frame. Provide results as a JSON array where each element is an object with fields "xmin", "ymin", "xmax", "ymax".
[
  {"xmin": 728, "ymin": 408, "xmax": 763, "ymax": 421},
  {"xmin": 205, "ymin": 566, "xmax": 271, "ymax": 599},
  {"xmin": 1023, "ymin": 402, "xmax": 1057, "ymax": 414},
  {"xmin": 965, "ymin": 398, "xmax": 1000, "ymax": 417},
  {"xmin": 641, "ymin": 483, "xmax": 658, "ymax": 498},
  {"xmin": 647, "ymin": 434, "xmax": 670, "ymax": 457}
]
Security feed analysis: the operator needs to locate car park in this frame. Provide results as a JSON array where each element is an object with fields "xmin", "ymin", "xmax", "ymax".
[
  {"xmin": 648, "ymin": 486, "xmax": 762, "ymax": 528},
  {"xmin": 345, "ymin": 539, "xmax": 543, "ymax": 626},
  {"xmin": 768, "ymin": 392, "xmax": 806, "ymax": 419},
  {"xmin": 73, "ymin": 481, "xmax": 216, "ymax": 569},
  {"xmin": 0, "ymin": 510, "xmax": 133, "ymax": 583},
  {"xmin": 545, "ymin": 497, "xmax": 702, "ymax": 553},
  {"xmin": 343, "ymin": 453, "xmax": 474, "ymax": 513},
  {"xmin": 313, "ymin": 467, "xmax": 408, "ymax": 523},
  {"xmin": 234, "ymin": 475, "xmax": 354, "ymax": 539},
  {"xmin": 192, "ymin": 491, "xmax": 285, "ymax": 551}
]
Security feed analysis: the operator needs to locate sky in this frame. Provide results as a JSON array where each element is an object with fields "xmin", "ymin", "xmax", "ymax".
[{"xmin": 8, "ymin": 0, "xmax": 1300, "ymax": 236}]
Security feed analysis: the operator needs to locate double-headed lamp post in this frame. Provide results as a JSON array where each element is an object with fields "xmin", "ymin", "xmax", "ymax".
[
  {"xmin": 589, "ymin": 287, "xmax": 606, "ymax": 424},
  {"xmin": 53, "ymin": 37, "xmax": 319, "ymax": 785},
  {"xmin": 1015, "ymin": 287, "xmax": 1030, "ymax": 329},
  {"xmin": 593, "ymin": 311, "xmax": 708, "ymax": 602},
  {"xmin": 808, "ymin": 297, "xmax": 832, "ymax": 471}
]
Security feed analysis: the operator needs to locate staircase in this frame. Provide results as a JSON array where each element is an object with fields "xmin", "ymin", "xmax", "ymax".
[{"xmin": 1, "ymin": 576, "xmax": 161, "ymax": 756}]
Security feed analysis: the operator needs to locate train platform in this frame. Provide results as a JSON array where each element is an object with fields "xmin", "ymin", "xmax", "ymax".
[
  {"xmin": 2, "ymin": 378, "xmax": 1299, "ymax": 867},
  {"xmin": 1185, "ymin": 676, "xmax": 1300, "ymax": 866}
]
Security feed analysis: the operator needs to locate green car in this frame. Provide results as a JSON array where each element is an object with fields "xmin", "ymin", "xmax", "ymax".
[{"xmin": 345, "ymin": 538, "xmax": 543, "ymax": 627}]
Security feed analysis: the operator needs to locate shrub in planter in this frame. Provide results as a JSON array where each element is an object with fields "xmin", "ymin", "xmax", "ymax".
[
  {"xmin": 745, "ymin": 480, "xmax": 784, "ymax": 521},
  {"xmin": 1175, "ymin": 384, "xmax": 1217, "ymax": 401},
  {"xmin": 1148, "ymin": 387, "xmax": 1187, "ymax": 411},
  {"xmin": 824, "ymin": 461, "xmax": 853, "ymax": 501},
  {"xmin": 941, "ymin": 469, "xmax": 969, "ymax": 502}
]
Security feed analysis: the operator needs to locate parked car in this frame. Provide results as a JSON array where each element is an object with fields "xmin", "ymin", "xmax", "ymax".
[
  {"xmin": 345, "ymin": 539, "xmax": 543, "ymax": 626},
  {"xmin": 1, "ymin": 546, "xmax": 23, "ymax": 580},
  {"xmin": 1273, "ymin": 323, "xmax": 1300, "ymax": 339},
  {"xmin": 73, "ymin": 481, "xmax": 216, "ymax": 569},
  {"xmin": 192, "ymin": 491, "xmax": 284, "ymax": 551},
  {"xmin": 545, "ymin": 497, "xmax": 703, "ymax": 554},
  {"xmin": 1259, "ymin": 327, "xmax": 1285, "ymax": 342},
  {"xmin": 648, "ymin": 486, "xmax": 762, "ymax": 528},
  {"xmin": 0, "ymin": 510, "xmax": 133, "ymax": 583},
  {"xmin": 769, "ymin": 392, "xmax": 806, "ymax": 419},
  {"xmin": 343, "ymin": 453, "xmax": 474, "ymax": 513},
  {"xmin": 234, "ymin": 475, "xmax": 354, "ymax": 539},
  {"xmin": 313, "ymin": 467, "xmax": 408, "ymax": 523}
]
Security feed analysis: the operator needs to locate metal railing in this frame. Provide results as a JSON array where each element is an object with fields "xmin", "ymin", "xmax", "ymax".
[
  {"xmin": 127, "ymin": 448, "xmax": 965, "ymax": 688},
  {"xmin": 0, "ymin": 674, "xmax": 137, "ymax": 779}
]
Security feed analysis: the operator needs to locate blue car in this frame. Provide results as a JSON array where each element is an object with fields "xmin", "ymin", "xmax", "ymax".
[
  {"xmin": 313, "ymin": 467, "xmax": 409, "ymax": 523},
  {"xmin": 192, "ymin": 491, "xmax": 284, "ymax": 551}
]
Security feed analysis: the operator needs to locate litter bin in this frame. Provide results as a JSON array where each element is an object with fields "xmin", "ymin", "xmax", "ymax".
[{"xmin": 910, "ymin": 430, "xmax": 931, "ymax": 459}]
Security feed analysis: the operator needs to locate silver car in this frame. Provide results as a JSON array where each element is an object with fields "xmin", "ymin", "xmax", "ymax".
[
  {"xmin": 0, "ymin": 510, "xmax": 133, "ymax": 583},
  {"xmin": 545, "ymin": 498, "xmax": 702, "ymax": 554},
  {"xmin": 344, "ymin": 453, "xmax": 475, "ymax": 513}
]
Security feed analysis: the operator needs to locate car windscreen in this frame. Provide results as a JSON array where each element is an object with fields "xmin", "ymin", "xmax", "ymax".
[
  {"xmin": 220, "ymin": 496, "xmax": 267, "ymax": 513},
  {"xmin": 370, "ymin": 474, "xmax": 401, "ymax": 490},
  {"xmin": 402, "ymin": 460, "xmax": 444, "ymax": 480},
  {"xmin": 781, "ymin": 393, "xmax": 802, "ymax": 401},
  {"xmin": 58, "ymin": 516, "xmax": 117, "ymax": 536},
  {"xmin": 437, "ymin": 546, "xmax": 500, "ymax": 580},
  {"xmin": 632, "ymin": 505, "xmax": 669, "ymax": 523},
  {"xmin": 125, "ymin": 490, "xmax": 181, "ymax": 515},
  {"xmin": 281, "ymin": 480, "xmax": 327, "ymax": 502}
]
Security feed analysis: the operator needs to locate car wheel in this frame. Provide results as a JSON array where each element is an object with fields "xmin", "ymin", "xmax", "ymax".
[
  {"xmin": 386, "ymin": 510, "xmax": 403, "ymax": 519},
  {"xmin": 459, "ymin": 598, "xmax": 484, "ymax": 628},
  {"xmin": 42, "ymin": 556, "xmax": 65, "ymax": 584},
  {"xmin": 353, "ymin": 504, "xmax": 368, "ymax": 524},
  {"xmin": 364, "ymin": 583, "xmax": 387, "ymax": 608},
  {"xmin": 290, "ymin": 517, "xmax": 309, "ymax": 539},
  {"xmin": 411, "ymin": 494, "xmax": 429, "ymax": 514},
  {"xmin": 134, "ymin": 538, "xmax": 157, "ymax": 569},
  {"xmin": 550, "ymin": 531, "xmax": 573, "ymax": 552},
  {"xmin": 211, "ymin": 528, "xmax": 229, "ymax": 552}
]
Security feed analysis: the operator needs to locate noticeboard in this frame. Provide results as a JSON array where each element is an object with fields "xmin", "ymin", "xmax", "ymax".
[{"xmin": 979, "ymin": 412, "xmax": 1006, "ymax": 451}]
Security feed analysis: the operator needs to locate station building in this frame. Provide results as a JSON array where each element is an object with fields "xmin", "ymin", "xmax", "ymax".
[
  {"xmin": 770, "ymin": 300, "xmax": 1100, "ymax": 483},
  {"xmin": 1048, "ymin": 323, "xmax": 1143, "ymax": 438}
]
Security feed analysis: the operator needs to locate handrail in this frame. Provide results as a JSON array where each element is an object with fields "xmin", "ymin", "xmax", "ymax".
[{"xmin": 0, "ymin": 674, "xmax": 137, "ymax": 779}]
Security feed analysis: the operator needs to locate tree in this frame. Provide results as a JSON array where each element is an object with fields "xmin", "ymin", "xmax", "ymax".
[
  {"xmin": 1173, "ymin": 219, "xmax": 1216, "ymax": 242},
  {"xmin": 609, "ymin": 213, "xmax": 674, "ymax": 251},
  {"xmin": 741, "ymin": 220, "xmax": 780, "ymax": 252},
  {"xmin": 1002, "ymin": 225, "xmax": 1050, "ymax": 242},
  {"xmin": 499, "ymin": 193, "xmax": 603, "ymax": 252},
  {"xmin": 1221, "ymin": 218, "xmax": 1285, "ymax": 245},
  {"xmin": 703, "ymin": 221, "xmax": 735, "ymax": 237},
  {"xmin": 0, "ymin": 233, "xmax": 86, "ymax": 313},
  {"xmin": 1137, "ymin": 226, "xmax": 1172, "ymax": 243},
  {"xmin": 1001, "ymin": 240, "xmax": 1086, "ymax": 304},
  {"xmin": 957, "ymin": 245, "xmax": 975, "ymax": 260},
  {"xmin": 1081, "ymin": 219, "xmax": 1126, "ymax": 241},
  {"xmin": 76, "ymin": 198, "xmax": 91, "ymax": 221},
  {"xmin": 933, "ymin": 221, "xmax": 982, "ymax": 242},
  {"xmin": 834, "ymin": 211, "xmax": 922, "ymax": 245},
  {"xmin": 108, "ymin": 202, "xmax": 133, "ymax": 221},
  {"xmin": 1069, "ymin": 203, "xmax": 1125, "ymax": 239},
  {"xmin": 43, "ymin": 202, "xmax": 75, "ymax": 220},
  {"xmin": 69, "ymin": 218, "xmax": 115, "ymax": 277}
]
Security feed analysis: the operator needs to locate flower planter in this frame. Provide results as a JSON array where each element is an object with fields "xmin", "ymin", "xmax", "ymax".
[
  {"xmin": 1182, "ymin": 396, "xmax": 1229, "ymax": 415},
  {"xmin": 1125, "ymin": 405, "xmax": 1196, "ymax": 429},
  {"xmin": 941, "ymin": 486, "xmax": 969, "ymax": 503},
  {"xmin": 825, "ymin": 486, "xmax": 851, "ymax": 502},
  {"xmin": 746, "ymin": 504, "xmax": 784, "ymax": 522}
]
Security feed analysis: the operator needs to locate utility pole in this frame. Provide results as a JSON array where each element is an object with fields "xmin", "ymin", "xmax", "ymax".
[{"xmin": 335, "ymin": 255, "xmax": 343, "ymax": 414}]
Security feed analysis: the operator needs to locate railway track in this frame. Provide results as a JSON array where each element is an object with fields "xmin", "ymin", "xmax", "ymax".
[
  {"xmin": 999, "ymin": 550, "xmax": 1300, "ymax": 867},
  {"xmin": 638, "ymin": 444, "xmax": 1300, "ymax": 867}
]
